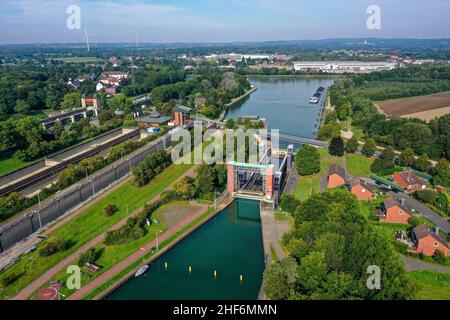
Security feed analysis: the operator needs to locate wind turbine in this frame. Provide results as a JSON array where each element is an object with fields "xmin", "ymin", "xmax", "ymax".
[{"xmin": 83, "ymin": 28, "xmax": 93, "ymax": 52}]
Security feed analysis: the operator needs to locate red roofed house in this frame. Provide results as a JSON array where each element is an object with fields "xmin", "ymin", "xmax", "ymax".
[
  {"xmin": 349, "ymin": 178, "xmax": 375, "ymax": 201},
  {"xmin": 392, "ymin": 171, "xmax": 427, "ymax": 191},
  {"xmin": 381, "ymin": 198, "xmax": 412, "ymax": 224},
  {"xmin": 413, "ymin": 224, "xmax": 449, "ymax": 257},
  {"xmin": 327, "ymin": 164, "xmax": 346, "ymax": 189}
]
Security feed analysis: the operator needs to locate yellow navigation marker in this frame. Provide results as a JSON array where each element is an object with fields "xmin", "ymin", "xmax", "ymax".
[
  {"xmin": 165, "ymin": 262, "xmax": 168, "ymax": 270},
  {"xmin": 189, "ymin": 266, "xmax": 192, "ymax": 274},
  {"xmin": 214, "ymin": 270, "xmax": 218, "ymax": 279},
  {"xmin": 240, "ymin": 275, "xmax": 243, "ymax": 282}
]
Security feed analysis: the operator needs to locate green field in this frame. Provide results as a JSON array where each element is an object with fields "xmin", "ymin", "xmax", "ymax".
[
  {"xmin": 409, "ymin": 270, "xmax": 450, "ymax": 300},
  {"xmin": 346, "ymin": 153, "xmax": 374, "ymax": 177},
  {"xmin": 0, "ymin": 162, "xmax": 191, "ymax": 299},
  {"xmin": 0, "ymin": 156, "xmax": 29, "ymax": 177}
]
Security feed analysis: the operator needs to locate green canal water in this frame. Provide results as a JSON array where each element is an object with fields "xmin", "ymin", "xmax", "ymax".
[{"xmin": 106, "ymin": 199, "xmax": 264, "ymax": 300}]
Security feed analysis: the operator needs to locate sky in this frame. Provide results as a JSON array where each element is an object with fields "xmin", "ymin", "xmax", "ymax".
[{"xmin": 0, "ymin": 0, "xmax": 449, "ymax": 44}]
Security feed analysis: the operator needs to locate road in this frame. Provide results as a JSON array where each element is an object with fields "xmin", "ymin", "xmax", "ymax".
[
  {"xmin": 389, "ymin": 192, "xmax": 450, "ymax": 235},
  {"xmin": 401, "ymin": 256, "xmax": 450, "ymax": 274}
]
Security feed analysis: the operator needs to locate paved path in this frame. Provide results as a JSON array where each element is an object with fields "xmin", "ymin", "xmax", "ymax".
[
  {"xmin": 67, "ymin": 203, "xmax": 209, "ymax": 300},
  {"xmin": 260, "ymin": 202, "xmax": 285, "ymax": 264},
  {"xmin": 12, "ymin": 166, "xmax": 198, "ymax": 300},
  {"xmin": 401, "ymin": 256, "xmax": 450, "ymax": 274},
  {"xmin": 389, "ymin": 192, "xmax": 450, "ymax": 234}
]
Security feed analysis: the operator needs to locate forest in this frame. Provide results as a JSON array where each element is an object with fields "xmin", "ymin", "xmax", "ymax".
[{"xmin": 328, "ymin": 63, "xmax": 450, "ymax": 161}]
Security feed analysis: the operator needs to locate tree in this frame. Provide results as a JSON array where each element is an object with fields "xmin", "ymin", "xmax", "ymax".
[
  {"xmin": 14, "ymin": 99, "xmax": 30, "ymax": 114},
  {"xmin": 433, "ymin": 158, "xmax": 450, "ymax": 187},
  {"xmin": 225, "ymin": 118, "xmax": 235, "ymax": 129},
  {"xmin": 414, "ymin": 154, "xmax": 431, "ymax": 172},
  {"xmin": 345, "ymin": 137, "xmax": 359, "ymax": 153},
  {"xmin": 61, "ymin": 92, "xmax": 81, "ymax": 109},
  {"xmin": 380, "ymin": 146, "xmax": 396, "ymax": 161},
  {"xmin": 329, "ymin": 137, "xmax": 345, "ymax": 156},
  {"xmin": 280, "ymin": 195, "xmax": 300, "ymax": 214},
  {"xmin": 52, "ymin": 121, "xmax": 64, "ymax": 139},
  {"xmin": 295, "ymin": 145, "xmax": 320, "ymax": 176},
  {"xmin": 407, "ymin": 216, "xmax": 421, "ymax": 227},
  {"xmin": 361, "ymin": 139, "xmax": 376, "ymax": 157},
  {"xmin": 263, "ymin": 257, "xmax": 299, "ymax": 300},
  {"xmin": 371, "ymin": 158, "xmax": 395, "ymax": 175},
  {"xmin": 396, "ymin": 147, "xmax": 415, "ymax": 167}
]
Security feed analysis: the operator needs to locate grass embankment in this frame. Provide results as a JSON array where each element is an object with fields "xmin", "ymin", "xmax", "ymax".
[
  {"xmin": 294, "ymin": 149, "xmax": 345, "ymax": 201},
  {"xmin": 409, "ymin": 270, "xmax": 450, "ymax": 300},
  {"xmin": 0, "ymin": 163, "xmax": 191, "ymax": 299},
  {"xmin": 83, "ymin": 206, "xmax": 218, "ymax": 300},
  {"xmin": 34, "ymin": 201, "xmax": 197, "ymax": 299},
  {"xmin": 0, "ymin": 156, "xmax": 29, "ymax": 177}
]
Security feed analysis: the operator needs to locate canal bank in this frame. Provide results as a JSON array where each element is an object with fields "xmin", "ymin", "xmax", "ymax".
[{"xmin": 103, "ymin": 198, "xmax": 265, "ymax": 300}]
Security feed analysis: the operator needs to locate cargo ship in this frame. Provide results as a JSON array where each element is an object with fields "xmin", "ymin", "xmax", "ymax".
[{"xmin": 308, "ymin": 86, "xmax": 325, "ymax": 104}]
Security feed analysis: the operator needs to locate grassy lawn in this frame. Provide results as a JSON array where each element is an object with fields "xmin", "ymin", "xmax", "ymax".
[
  {"xmin": 0, "ymin": 163, "xmax": 192, "ymax": 299},
  {"xmin": 0, "ymin": 156, "xmax": 29, "ymax": 177},
  {"xmin": 352, "ymin": 126, "xmax": 365, "ymax": 141},
  {"xmin": 33, "ymin": 201, "xmax": 199, "ymax": 299},
  {"xmin": 409, "ymin": 270, "xmax": 450, "ymax": 300},
  {"xmin": 346, "ymin": 153, "xmax": 374, "ymax": 177}
]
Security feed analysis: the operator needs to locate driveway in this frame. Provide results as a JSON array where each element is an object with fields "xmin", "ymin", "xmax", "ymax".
[{"xmin": 389, "ymin": 192, "xmax": 450, "ymax": 235}]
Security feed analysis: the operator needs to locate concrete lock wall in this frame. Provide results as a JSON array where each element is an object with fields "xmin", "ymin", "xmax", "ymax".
[{"xmin": 0, "ymin": 134, "xmax": 169, "ymax": 253}]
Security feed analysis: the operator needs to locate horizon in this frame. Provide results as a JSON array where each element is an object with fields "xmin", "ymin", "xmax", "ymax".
[{"xmin": 1, "ymin": 0, "xmax": 449, "ymax": 44}]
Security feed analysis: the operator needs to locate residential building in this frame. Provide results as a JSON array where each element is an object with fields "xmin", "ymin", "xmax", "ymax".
[
  {"xmin": 327, "ymin": 164, "xmax": 347, "ymax": 189},
  {"xmin": 349, "ymin": 178, "xmax": 375, "ymax": 201},
  {"xmin": 381, "ymin": 198, "xmax": 412, "ymax": 224},
  {"xmin": 392, "ymin": 171, "xmax": 427, "ymax": 191},
  {"xmin": 173, "ymin": 106, "xmax": 192, "ymax": 127},
  {"xmin": 413, "ymin": 224, "xmax": 449, "ymax": 257}
]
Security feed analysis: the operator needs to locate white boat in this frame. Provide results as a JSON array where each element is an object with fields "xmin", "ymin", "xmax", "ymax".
[{"xmin": 134, "ymin": 265, "xmax": 149, "ymax": 277}]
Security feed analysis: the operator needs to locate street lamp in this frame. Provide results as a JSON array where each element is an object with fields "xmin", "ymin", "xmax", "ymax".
[
  {"xmin": 36, "ymin": 193, "xmax": 43, "ymax": 230},
  {"xmin": 155, "ymin": 230, "xmax": 162, "ymax": 251}
]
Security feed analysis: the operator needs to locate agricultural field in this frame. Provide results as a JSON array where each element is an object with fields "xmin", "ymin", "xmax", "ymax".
[{"xmin": 375, "ymin": 91, "xmax": 450, "ymax": 120}]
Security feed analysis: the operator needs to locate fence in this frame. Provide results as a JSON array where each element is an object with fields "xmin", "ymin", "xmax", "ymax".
[{"xmin": 0, "ymin": 133, "xmax": 173, "ymax": 253}]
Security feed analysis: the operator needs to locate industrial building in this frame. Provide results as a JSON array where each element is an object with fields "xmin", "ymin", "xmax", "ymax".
[{"xmin": 293, "ymin": 61, "xmax": 397, "ymax": 73}]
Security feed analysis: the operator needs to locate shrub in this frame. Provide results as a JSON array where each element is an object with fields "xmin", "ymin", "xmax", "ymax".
[
  {"xmin": 407, "ymin": 216, "xmax": 421, "ymax": 227},
  {"xmin": 104, "ymin": 204, "xmax": 118, "ymax": 217},
  {"xmin": 433, "ymin": 250, "xmax": 446, "ymax": 264},
  {"xmin": 39, "ymin": 239, "xmax": 73, "ymax": 257},
  {"xmin": 78, "ymin": 248, "xmax": 103, "ymax": 267},
  {"xmin": 1, "ymin": 273, "xmax": 22, "ymax": 287}
]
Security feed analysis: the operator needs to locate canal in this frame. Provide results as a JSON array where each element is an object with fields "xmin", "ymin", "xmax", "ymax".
[
  {"xmin": 225, "ymin": 76, "xmax": 335, "ymax": 139},
  {"xmin": 106, "ymin": 199, "xmax": 264, "ymax": 300}
]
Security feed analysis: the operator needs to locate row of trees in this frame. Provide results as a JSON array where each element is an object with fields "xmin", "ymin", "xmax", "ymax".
[
  {"xmin": 132, "ymin": 150, "xmax": 172, "ymax": 187},
  {"xmin": 263, "ymin": 191, "xmax": 416, "ymax": 300}
]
